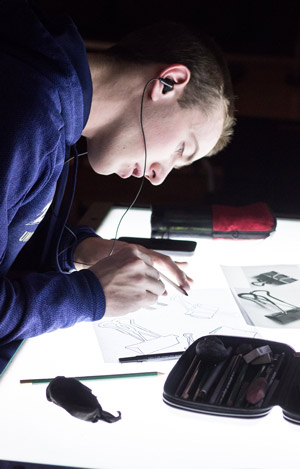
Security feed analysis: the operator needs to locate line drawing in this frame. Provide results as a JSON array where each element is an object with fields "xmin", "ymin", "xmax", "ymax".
[
  {"xmin": 168, "ymin": 294, "xmax": 219, "ymax": 319},
  {"xmin": 98, "ymin": 318, "xmax": 180, "ymax": 354},
  {"xmin": 94, "ymin": 288, "xmax": 259, "ymax": 361},
  {"xmin": 209, "ymin": 326, "xmax": 259, "ymax": 338},
  {"xmin": 183, "ymin": 332, "xmax": 194, "ymax": 348}
]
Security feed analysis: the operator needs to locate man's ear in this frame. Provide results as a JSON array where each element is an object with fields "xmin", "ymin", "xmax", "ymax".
[{"xmin": 151, "ymin": 64, "xmax": 191, "ymax": 102}]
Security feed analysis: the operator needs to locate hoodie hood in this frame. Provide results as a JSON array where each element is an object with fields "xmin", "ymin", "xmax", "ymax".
[{"xmin": 0, "ymin": 0, "xmax": 92, "ymax": 144}]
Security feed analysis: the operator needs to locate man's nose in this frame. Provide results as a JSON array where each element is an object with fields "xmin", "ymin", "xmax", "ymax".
[{"xmin": 145, "ymin": 163, "xmax": 172, "ymax": 186}]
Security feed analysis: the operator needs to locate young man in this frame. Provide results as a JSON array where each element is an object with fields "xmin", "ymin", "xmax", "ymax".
[{"xmin": 0, "ymin": 0, "xmax": 235, "ymax": 344}]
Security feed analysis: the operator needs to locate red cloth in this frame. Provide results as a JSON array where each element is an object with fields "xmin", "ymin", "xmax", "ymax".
[{"xmin": 212, "ymin": 203, "xmax": 275, "ymax": 232}]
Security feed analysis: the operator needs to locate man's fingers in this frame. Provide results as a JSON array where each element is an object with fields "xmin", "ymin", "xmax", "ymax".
[
  {"xmin": 89, "ymin": 244, "xmax": 166, "ymax": 317},
  {"xmin": 145, "ymin": 273, "xmax": 166, "ymax": 296},
  {"xmin": 156, "ymin": 255, "xmax": 192, "ymax": 291},
  {"xmin": 175, "ymin": 261, "xmax": 194, "ymax": 284},
  {"xmin": 130, "ymin": 244, "xmax": 193, "ymax": 291},
  {"xmin": 128, "ymin": 244, "xmax": 154, "ymax": 267}
]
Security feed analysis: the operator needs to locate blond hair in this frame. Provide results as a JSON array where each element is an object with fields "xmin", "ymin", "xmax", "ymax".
[{"xmin": 108, "ymin": 21, "xmax": 235, "ymax": 155}]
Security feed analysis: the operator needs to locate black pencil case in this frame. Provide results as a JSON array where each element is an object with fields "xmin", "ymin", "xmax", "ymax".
[
  {"xmin": 163, "ymin": 335, "xmax": 300, "ymax": 424},
  {"xmin": 151, "ymin": 202, "xmax": 276, "ymax": 239}
]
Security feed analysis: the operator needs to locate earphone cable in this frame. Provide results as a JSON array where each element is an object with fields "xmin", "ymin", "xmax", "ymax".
[
  {"xmin": 69, "ymin": 78, "xmax": 157, "ymax": 265},
  {"xmin": 108, "ymin": 78, "xmax": 156, "ymax": 256},
  {"xmin": 64, "ymin": 151, "xmax": 88, "ymax": 165}
]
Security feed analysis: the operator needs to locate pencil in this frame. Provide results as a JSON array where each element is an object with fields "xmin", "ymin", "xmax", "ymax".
[
  {"xmin": 20, "ymin": 371, "xmax": 164, "ymax": 385},
  {"xmin": 119, "ymin": 351, "xmax": 184, "ymax": 363},
  {"xmin": 158, "ymin": 271, "xmax": 188, "ymax": 296}
]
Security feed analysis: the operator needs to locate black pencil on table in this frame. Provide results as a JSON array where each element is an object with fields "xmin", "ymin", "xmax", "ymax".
[{"xmin": 119, "ymin": 351, "xmax": 184, "ymax": 363}]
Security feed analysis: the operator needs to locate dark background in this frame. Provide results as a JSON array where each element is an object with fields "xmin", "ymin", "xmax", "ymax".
[
  {"xmin": 39, "ymin": 0, "xmax": 300, "ymax": 220},
  {"xmin": 39, "ymin": 0, "xmax": 300, "ymax": 55}
]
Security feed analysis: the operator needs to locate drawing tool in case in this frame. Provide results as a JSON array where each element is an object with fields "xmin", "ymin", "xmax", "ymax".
[{"xmin": 163, "ymin": 335, "xmax": 300, "ymax": 425}]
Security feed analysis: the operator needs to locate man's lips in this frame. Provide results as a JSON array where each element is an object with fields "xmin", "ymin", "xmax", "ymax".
[{"xmin": 132, "ymin": 164, "xmax": 143, "ymax": 178}]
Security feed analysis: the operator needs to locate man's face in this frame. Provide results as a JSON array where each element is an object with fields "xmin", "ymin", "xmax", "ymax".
[{"xmin": 87, "ymin": 100, "xmax": 224, "ymax": 185}]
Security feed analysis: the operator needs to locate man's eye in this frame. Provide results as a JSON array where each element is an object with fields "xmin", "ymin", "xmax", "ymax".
[{"xmin": 177, "ymin": 143, "xmax": 185, "ymax": 155}]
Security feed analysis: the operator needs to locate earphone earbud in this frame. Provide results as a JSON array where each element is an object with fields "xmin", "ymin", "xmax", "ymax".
[{"xmin": 159, "ymin": 77, "xmax": 175, "ymax": 94}]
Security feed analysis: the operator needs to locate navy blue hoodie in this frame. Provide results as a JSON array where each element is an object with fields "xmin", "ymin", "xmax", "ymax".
[{"xmin": 0, "ymin": 0, "xmax": 105, "ymax": 344}]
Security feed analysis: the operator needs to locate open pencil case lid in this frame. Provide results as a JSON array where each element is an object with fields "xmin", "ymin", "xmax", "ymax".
[{"xmin": 163, "ymin": 335, "xmax": 300, "ymax": 425}]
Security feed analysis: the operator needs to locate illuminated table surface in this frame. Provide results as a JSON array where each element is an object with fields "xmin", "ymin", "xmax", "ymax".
[{"xmin": 1, "ymin": 208, "xmax": 300, "ymax": 469}]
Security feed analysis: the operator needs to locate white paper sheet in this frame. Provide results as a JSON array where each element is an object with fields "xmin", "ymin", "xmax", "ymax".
[
  {"xmin": 222, "ymin": 264, "xmax": 300, "ymax": 328},
  {"xmin": 94, "ymin": 288, "xmax": 259, "ymax": 363}
]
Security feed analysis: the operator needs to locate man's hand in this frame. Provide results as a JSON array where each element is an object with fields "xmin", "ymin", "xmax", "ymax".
[
  {"xmin": 89, "ymin": 244, "xmax": 166, "ymax": 317},
  {"xmin": 74, "ymin": 236, "xmax": 192, "ymax": 290},
  {"xmin": 73, "ymin": 237, "xmax": 127, "ymax": 270},
  {"xmin": 143, "ymin": 248, "xmax": 193, "ymax": 293}
]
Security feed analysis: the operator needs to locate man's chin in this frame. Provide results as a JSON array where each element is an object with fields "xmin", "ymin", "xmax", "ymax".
[
  {"xmin": 117, "ymin": 173, "xmax": 132, "ymax": 179},
  {"xmin": 87, "ymin": 154, "xmax": 111, "ymax": 176}
]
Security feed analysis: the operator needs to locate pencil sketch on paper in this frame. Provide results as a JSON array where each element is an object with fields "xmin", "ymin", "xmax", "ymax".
[
  {"xmin": 208, "ymin": 326, "xmax": 259, "ymax": 338},
  {"xmin": 97, "ymin": 294, "xmax": 222, "ymax": 356},
  {"xmin": 94, "ymin": 288, "xmax": 259, "ymax": 362},
  {"xmin": 98, "ymin": 318, "xmax": 180, "ymax": 354},
  {"xmin": 169, "ymin": 293, "xmax": 219, "ymax": 319}
]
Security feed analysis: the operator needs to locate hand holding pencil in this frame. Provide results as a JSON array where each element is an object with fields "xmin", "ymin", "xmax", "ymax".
[{"xmin": 158, "ymin": 270, "xmax": 189, "ymax": 296}]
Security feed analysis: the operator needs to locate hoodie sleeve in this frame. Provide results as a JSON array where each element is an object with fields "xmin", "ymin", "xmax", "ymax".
[
  {"xmin": 0, "ymin": 268, "xmax": 105, "ymax": 345},
  {"xmin": 58, "ymin": 225, "xmax": 101, "ymax": 272},
  {"xmin": 0, "ymin": 1, "xmax": 107, "ymax": 344}
]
